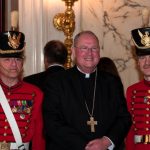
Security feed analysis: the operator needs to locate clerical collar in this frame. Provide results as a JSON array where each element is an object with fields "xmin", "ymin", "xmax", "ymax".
[{"xmin": 77, "ymin": 66, "xmax": 96, "ymax": 78}]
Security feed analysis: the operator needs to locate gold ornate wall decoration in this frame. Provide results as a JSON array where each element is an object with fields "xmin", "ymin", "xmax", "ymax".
[{"xmin": 53, "ymin": 0, "xmax": 78, "ymax": 68}]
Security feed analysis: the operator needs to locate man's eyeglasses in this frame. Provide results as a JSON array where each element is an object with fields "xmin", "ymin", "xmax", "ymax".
[{"xmin": 74, "ymin": 46, "xmax": 99, "ymax": 52}]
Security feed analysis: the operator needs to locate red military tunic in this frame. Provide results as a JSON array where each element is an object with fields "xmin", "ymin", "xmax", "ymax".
[
  {"xmin": 126, "ymin": 79, "xmax": 150, "ymax": 150},
  {"xmin": 0, "ymin": 79, "xmax": 45, "ymax": 150}
]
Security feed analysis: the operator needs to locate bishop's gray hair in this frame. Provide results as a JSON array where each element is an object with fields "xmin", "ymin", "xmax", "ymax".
[{"xmin": 73, "ymin": 30, "xmax": 100, "ymax": 47}]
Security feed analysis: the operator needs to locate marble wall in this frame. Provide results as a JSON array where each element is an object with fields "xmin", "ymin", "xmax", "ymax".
[
  {"xmin": 20, "ymin": 0, "xmax": 150, "ymax": 91},
  {"xmin": 81, "ymin": 0, "xmax": 150, "ymax": 91}
]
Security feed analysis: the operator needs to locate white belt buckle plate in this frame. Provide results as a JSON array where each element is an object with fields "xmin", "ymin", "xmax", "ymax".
[{"xmin": 134, "ymin": 135, "xmax": 142, "ymax": 143}]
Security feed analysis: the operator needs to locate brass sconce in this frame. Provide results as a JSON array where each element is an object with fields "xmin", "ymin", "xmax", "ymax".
[{"xmin": 53, "ymin": 0, "xmax": 78, "ymax": 68}]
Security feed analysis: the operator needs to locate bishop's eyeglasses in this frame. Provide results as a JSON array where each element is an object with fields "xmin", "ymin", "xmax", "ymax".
[{"xmin": 74, "ymin": 46, "xmax": 99, "ymax": 52}]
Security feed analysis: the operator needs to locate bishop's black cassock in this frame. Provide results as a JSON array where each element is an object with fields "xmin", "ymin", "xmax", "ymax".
[{"xmin": 43, "ymin": 66, "xmax": 132, "ymax": 150}]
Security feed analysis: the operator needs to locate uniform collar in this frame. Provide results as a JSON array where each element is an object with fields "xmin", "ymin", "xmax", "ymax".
[
  {"xmin": 0, "ymin": 79, "xmax": 22, "ymax": 90},
  {"xmin": 144, "ymin": 79, "xmax": 150, "ymax": 87}
]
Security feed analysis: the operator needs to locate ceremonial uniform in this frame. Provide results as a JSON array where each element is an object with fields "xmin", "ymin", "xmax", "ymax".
[
  {"xmin": 0, "ymin": 31, "xmax": 45, "ymax": 150},
  {"xmin": 125, "ymin": 27, "xmax": 150, "ymax": 150},
  {"xmin": 0, "ymin": 80, "xmax": 45, "ymax": 150},
  {"xmin": 126, "ymin": 80, "xmax": 150, "ymax": 150}
]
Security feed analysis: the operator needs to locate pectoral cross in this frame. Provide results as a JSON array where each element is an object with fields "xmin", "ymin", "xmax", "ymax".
[{"xmin": 87, "ymin": 116, "xmax": 97, "ymax": 132}]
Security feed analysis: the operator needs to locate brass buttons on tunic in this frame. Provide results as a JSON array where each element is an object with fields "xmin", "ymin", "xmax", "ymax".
[
  {"xmin": 32, "ymin": 92, "xmax": 35, "ymax": 97},
  {"xmin": 132, "ymin": 95, "xmax": 136, "ymax": 99},
  {"xmin": 147, "ymin": 101, "xmax": 150, "ymax": 105},
  {"xmin": 7, "ymin": 92, "xmax": 10, "ymax": 95},
  {"xmin": 3, "ymin": 133, "xmax": 7, "ymax": 136},
  {"xmin": 134, "ymin": 128, "xmax": 137, "ymax": 131},
  {"xmin": 27, "ymin": 120, "xmax": 30, "ymax": 123},
  {"xmin": 146, "ymin": 121, "xmax": 149, "ymax": 124},
  {"xmin": 133, "ymin": 90, "xmax": 137, "ymax": 94},
  {"xmin": 4, "ymin": 126, "xmax": 8, "ymax": 130},
  {"xmin": 146, "ymin": 128, "xmax": 149, "ymax": 131},
  {"xmin": 131, "ymin": 102, "xmax": 135, "ymax": 105}
]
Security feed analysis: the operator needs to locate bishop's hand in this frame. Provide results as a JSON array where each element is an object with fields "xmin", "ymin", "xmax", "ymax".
[{"xmin": 85, "ymin": 137, "xmax": 112, "ymax": 150}]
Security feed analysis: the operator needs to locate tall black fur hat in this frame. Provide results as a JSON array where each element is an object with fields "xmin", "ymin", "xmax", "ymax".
[
  {"xmin": 131, "ymin": 27, "xmax": 150, "ymax": 56},
  {"xmin": 0, "ymin": 31, "xmax": 25, "ymax": 58}
]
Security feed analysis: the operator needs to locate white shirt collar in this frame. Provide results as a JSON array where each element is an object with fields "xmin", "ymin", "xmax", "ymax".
[
  {"xmin": 47, "ymin": 63, "xmax": 64, "ymax": 68},
  {"xmin": 77, "ymin": 66, "xmax": 96, "ymax": 78}
]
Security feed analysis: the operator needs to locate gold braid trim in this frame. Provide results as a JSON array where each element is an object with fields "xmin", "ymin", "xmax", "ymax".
[{"xmin": 0, "ymin": 47, "xmax": 24, "ymax": 54}]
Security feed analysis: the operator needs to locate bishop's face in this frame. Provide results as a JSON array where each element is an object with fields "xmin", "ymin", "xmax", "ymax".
[
  {"xmin": 138, "ymin": 55, "xmax": 150, "ymax": 80},
  {"xmin": 72, "ymin": 33, "xmax": 100, "ymax": 73}
]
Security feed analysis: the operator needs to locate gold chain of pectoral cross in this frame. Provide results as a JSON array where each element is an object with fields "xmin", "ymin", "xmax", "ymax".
[{"xmin": 85, "ymin": 69, "xmax": 98, "ymax": 133}]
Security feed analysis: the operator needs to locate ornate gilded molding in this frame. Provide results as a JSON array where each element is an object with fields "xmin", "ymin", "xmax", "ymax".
[{"xmin": 53, "ymin": 0, "xmax": 78, "ymax": 68}]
